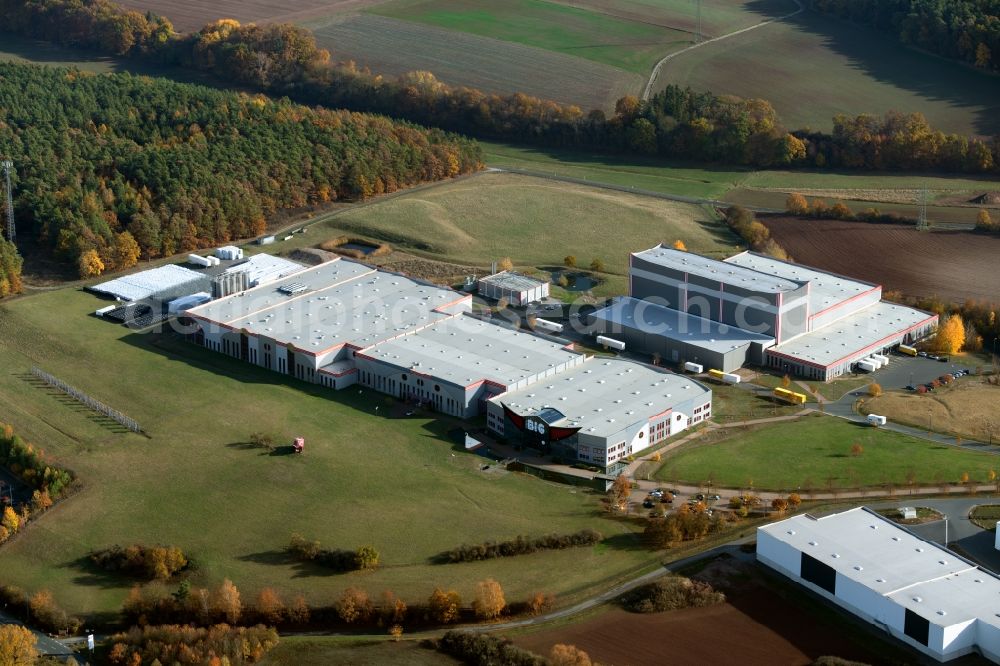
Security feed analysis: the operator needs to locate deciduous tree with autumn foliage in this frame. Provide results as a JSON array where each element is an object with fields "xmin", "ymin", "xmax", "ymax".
[{"xmin": 936, "ymin": 314, "xmax": 967, "ymax": 354}]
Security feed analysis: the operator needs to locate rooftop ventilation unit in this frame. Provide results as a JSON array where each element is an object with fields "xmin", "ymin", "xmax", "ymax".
[{"xmin": 279, "ymin": 282, "xmax": 308, "ymax": 295}]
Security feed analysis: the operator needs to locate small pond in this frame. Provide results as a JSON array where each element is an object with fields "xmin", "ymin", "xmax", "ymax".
[{"xmin": 340, "ymin": 242, "xmax": 379, "ymax": 255}]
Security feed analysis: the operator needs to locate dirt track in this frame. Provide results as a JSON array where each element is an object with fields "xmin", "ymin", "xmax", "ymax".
[{"xmin": 763, "ymin": 216, "xmax": 1000, "ymax": 303}]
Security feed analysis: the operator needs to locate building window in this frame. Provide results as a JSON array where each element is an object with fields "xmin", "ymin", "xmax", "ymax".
[
  {"xmin": 638, "ymin": 431, "xmax": 644, "ymax": 438},
  {"xmin": 434, "ymin": 384, "xmax": 440, "ymax": 392},
  {"xmin": 401, "ymin": 374, "xmax": 408, "ymax": 381}
]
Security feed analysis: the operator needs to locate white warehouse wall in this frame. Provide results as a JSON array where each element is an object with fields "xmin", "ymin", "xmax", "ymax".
[{"xmin": 756, "ymin": 530, "xmax": 802, "ymax": 577}]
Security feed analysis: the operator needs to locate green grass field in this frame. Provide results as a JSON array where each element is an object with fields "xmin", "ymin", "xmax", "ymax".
[
  {"xmin": 657, "ymin": 10, "xmax": 1000, "ymax": 136},
  {"xmin": 369, "ymin": 0, "xmax": 692, "ymax": 74},
  {"xmin": 261, "ymin": 637, "xmax": 456, "ymax": 665},
  {"xmin": 482, "ymin": 142, "xmax": 749, "ymax": 200},
  {"xmin": 318, "ymin": 172, "xmax": 738, "ymax": 295},
  {"xmin": 0, "ymin": 287, "xmax": 662, "ymax": 618},
  {"xmin": 656, "ymin": 415, "xmax": 1000, "ymax": 490}
]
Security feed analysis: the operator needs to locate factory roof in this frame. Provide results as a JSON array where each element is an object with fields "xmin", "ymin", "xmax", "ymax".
[
  {"xmin": 724, "ymin": 252, "xmax": 878, "ymax": 314},
  {"xmin": 188, "ymin": 259, "xmax": 470, "ymax": 353},
  {"xmin": 495, "ymin": 359, "xmax": 711, "ymax": 438},
  {"xmin": 223, "ymin": 253, "xmax": 305, "ymax": 287},
  {"xmin": 769, "ymin": 301, "xmax": 936, "ymax": 367},
  {"xmin": 590, "ymin": 297, "xmax": 775, "ymax": 354},
  {"xmin": 633, "ymin": 246, "xmax": 801, "ymax": 294},
  {"xmin": 761, "ymin": 508, "xmax": 1000, "ymax": 629},
  {"xmin": 478, "ymin": 271, "xmax": 548, "ymax": 292},
  {"xmin": 90, "ymin": 264, "xmax": 206, "ymax": 302},
  {"xmin": 360, "ymin": 315, "xmax": 583, "ymax": 388}
]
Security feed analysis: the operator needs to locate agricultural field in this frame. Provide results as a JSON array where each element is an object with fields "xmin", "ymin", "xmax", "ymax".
[
  {"xmin": 655, "ymin": 415, "xmax": 999, "ymax": 490},
  {"xmin": 313, "ymin": 172, "xmax": 737, "ymax": 296},
  {"xmin": 866, "ymin": 381, "xmax": 1000, "ymax": 444},
  {"xmin": 119, "ymin": 0, "xmax": 380, "ymax": 33},
  {"xmin": 655, "ymin": 9, "xmax": 1000, "ymax": 136},
  {"xmin": 0, "ymin": 287, "xmax": 662, "ymax": 618},
  {"xmin": 305, "ymin": 14, "xmax": 641, "ymax": 112},
  {"xmin": 512, "ymin": 559, "xmax": 898, "ymax": 665},
  {"xmin": 548, "ymin": 0, "xmax": 798, "ymax": 38},
  {"xmin": 761, "ymin": 216, "xmax": 1000, "ymax": 303},
  {"xmin": 367, "ymin": 0, "xmax": 693, "ymax": 75}
]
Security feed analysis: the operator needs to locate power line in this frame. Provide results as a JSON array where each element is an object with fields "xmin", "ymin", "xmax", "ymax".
[{"xmin": 915, "ymin": 188, "xmax": 930, "ymax": 231}]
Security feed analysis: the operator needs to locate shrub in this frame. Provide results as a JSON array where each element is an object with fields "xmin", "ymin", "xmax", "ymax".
[
  {"xmin": 441, "ymin": 529, "xmax": 602, "ymax": 563},
  {"xmin": 107, "ymin": 624, "xmax": 279, "ymax": 665},
  {"xmin": 0, "ymin": 424, "xmax": 75, "ymax": 498},
  {"xmin": 288, "ymin": 533, "xmax": 379, "ymax": 572},
  {"xmin": 438, "ymin": 630, "xmax": 546, "ymax": 666},
  {"xmin": 89, "ymin": 544, "xmax": 188, "ymax": 580},
  {"xmin": 620, "ymin": 576, "xmax": 725, "ymax": 613}
]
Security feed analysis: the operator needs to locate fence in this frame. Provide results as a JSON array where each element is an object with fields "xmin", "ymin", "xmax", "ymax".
[{"xmin": 31, "ymin": 367, "xmax": 143, "ymax": 434}]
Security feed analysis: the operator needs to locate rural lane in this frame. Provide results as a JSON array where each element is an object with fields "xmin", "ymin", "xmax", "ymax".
[{"xmin": 642, "ymin": 0, "xmax": 805, "ymax": 100}]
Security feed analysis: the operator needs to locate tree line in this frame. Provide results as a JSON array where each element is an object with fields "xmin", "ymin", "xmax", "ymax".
[
  {"xmin": 2, "ymin": 0, "xmax": 998, "ymax": 178},
  {"xmin": 0, "ymin": 59, "xmax": 481, "ymax": 287},
  {"xmin": 809, "ymin": 0, "xmax": 1000, "ymax": 73}
]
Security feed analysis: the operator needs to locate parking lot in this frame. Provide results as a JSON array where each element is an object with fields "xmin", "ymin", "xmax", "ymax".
[{"xmin": 864, "ymin": 353, "xmax": 977, "ymax": 392}]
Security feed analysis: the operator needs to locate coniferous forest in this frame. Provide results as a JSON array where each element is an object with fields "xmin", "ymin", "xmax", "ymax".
[{"xmin": 0, "ymin": 62, "xmax": 482, "ymax": 285}]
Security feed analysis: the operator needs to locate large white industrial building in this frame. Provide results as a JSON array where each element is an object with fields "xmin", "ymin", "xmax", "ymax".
[
  {"xmin": 759, "ymin": 508, "xmax": 1000, "ymax": 662},
  {"xmin": 590, "ymin": 246, "xmax": 938, "ymax": 380},
  {"xmin": 185, "ymin": 257, "xmax": 710, "ymax": 472}
]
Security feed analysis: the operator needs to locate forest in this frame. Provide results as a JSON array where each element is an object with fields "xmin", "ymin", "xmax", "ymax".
[
  {"xmin": 0, "ymin": 61, "xmax": 481, "ymax": 286},
  {"xmin": 809, "ymin": 0, "xmax": 1000, "ymax": 73},
  {"xmin": 1, "ymin": 0, "xmax": 998, "ymax": 177}
]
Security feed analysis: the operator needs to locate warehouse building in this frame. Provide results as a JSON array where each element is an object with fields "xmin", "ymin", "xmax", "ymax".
[
  {"xmin": 488, "ymin": 359, "xmax": 711, "ymax": 473},
  {"xmin": 759, "ymin": 508, "xmax": 1000, "ymax": 662},
  {"xmin": 355, "ymin": 315, "xmax": 584, "ymax": 418},
  {"xmin": 589, "ymin": 296, "xmax": 774, "ymax": 372},
  {"xmin": 591, "ymin": 246, "xmax": 937, "ymax": 380},
  {"xmin": 477, "ymin": 271, "xmax": 549, "ymax": 306},
  {"xmin": 90, "ymin": 264, "xmax": 210, "ymax": 302},
  {"xmin": 185, "ymin": 257, "xmax": 710, "ymax": 471}
]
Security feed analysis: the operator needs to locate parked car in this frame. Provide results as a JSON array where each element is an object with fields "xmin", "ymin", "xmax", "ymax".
[
  {"xmin": 938, "ymin": 356, "xmax": 949, "ymax": 363},
  {"xmin": 642, "ymin": 499, "xmax": 654, "ymax": 508},
  {"xmin": 695, "ymin": 493, "xmax": 705, "ymax": 501},
  {"xmin": 706, "ymin": 493, "xmax": 721, "ymax": 501},
  {"xmin": 660, "ymin": 494, "xmax": 673, "ymax": 504},
  {"xmin": 905, "ymin": 384, "xmax": 916, "ymax": 391},
  {"xmin": 649, "ymin": 489, "xmax": 664, "ymax": 497},
  {"xmin": 918, "ymin": 352, "xmax": 929, "ymax": 357}
]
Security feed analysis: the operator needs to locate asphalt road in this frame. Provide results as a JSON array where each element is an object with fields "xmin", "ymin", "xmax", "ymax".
[
  {"xmin": 0, "ymin": 609, "xmax": 75, "ymax": 656},
  {"xmin": 868, "ymin": 496, "xmax": 1000, "ymax": 571}
]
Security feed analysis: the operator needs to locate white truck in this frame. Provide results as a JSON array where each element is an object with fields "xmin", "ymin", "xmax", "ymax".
[
  {"xmin": 867, "ymin": 414, "xmax": 887, "ymax": 427},
  {"xmin": 683, "ymin": 362, "xmax": 704, "ymax": 374},
  {"xmin": 857, "ymin": 360, "xmax": 877, "ymax": 373}
]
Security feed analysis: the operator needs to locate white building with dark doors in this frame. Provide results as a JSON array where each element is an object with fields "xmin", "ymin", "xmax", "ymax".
[{"xmin": 759, "ymin": 507, "xmax": 1000, "ymax": 662}]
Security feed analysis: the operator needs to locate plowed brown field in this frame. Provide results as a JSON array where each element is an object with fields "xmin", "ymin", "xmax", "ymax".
[
  {"xmin": 763, "ymin": 216, "xmax": 1000, "ymax": 303},
  {"xmin": 514, "ymin": 581, "xmax": 889, "ymax": 666},
  {"xmin": 120, "ymin": 0, "xmax": 381, "ymax": 33}
]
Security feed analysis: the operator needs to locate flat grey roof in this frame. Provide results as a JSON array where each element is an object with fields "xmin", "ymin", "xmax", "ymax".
[
  {"xmin": 761, "ymin": 508, "xmax": 1000, "ymax": 629},
  {"xmin": 495, "ymin": 358, "xmax": 711, "ymax": 438},
  {"xmin": 478, "ymin": 271, "xmax": 547, "ymax": 292},
  {"xmin": 360, "ymin": 314, "xmax": 584, "ymax": 388},
  {"xmin": 725, "ymin": 252, "xmax": 877, "ymax": 313},
  {"xmin": 224, "ymin": 253, "xmax": 305, "ymax": 287},
  {"xmin": 591, "ymin": 297, "xmax": 774, "ymax": 354},
  {"xmin": 90, "ymin": 264, "xmax": 205, "ymax": 301},
  {"xmin": 770, "ymin": 301, "xmax": 936, "ymax": 367},
  {"xmin": 188, "ymin": 259, "xmax": 469, "ymax": 353},
  {"xmin": 633, "ymin": 246, "xmax": 800, "ymax": 294}
]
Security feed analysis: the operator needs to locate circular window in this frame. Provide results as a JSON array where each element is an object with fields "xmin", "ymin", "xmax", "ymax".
[
  {"xmin": 401, "ymin": 374, "xmax": 408, "ymax": 381},
  {"xmin": 638, "ymin": 431, "xmax": 644, "ymax": 438},
  {"xmin": 434, "ymin": 384, "xmax": 441, "ymax": 392}
]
